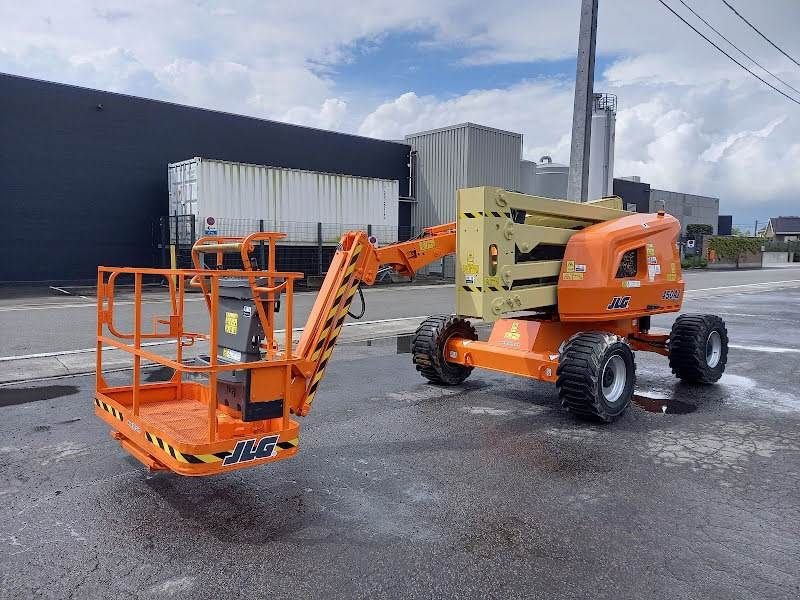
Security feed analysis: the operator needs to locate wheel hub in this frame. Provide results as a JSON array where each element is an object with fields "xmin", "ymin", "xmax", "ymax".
[
  {"xmin": 706, "ymin": 330, "xmax": 722, "ymax": 368},
  {"xmin": 601, "ymin": 354, "xmax": 627, "ymax": 404}
]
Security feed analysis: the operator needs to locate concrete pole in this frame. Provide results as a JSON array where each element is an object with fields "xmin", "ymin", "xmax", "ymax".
[{"xmin": 566, "ymin": 0, "xmax": 599, "ymax": 202}]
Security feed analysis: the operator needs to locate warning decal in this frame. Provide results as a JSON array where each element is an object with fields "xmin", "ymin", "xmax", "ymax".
[{"xmin": 224, "ymin": 311, "xmax": 238, "ymax": 335}]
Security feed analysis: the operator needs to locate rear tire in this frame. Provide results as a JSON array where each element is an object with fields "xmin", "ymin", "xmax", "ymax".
[
  {"xmin": 412, "ymin": 315, "xmax": 477, "ymax": 385},
  {"xmin": 669, "ymin": 314, "xmax": 728, "ymax": 383},
  {"xmin": 557, "ymin": 332, "xmax": 636, "ymax": 423}
]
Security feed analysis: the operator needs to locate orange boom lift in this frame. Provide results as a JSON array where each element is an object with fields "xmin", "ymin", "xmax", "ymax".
[{"xmin": 95, "ymin": 187, "xmax": 728, "ymax": 475}]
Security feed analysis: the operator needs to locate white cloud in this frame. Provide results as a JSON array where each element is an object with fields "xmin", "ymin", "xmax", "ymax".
[
  {"xmin": 358, "ymin": 80, "xmax": 575, "ymax": 161},
  {"xmin": 1, "ymin": 0, "xmax": 799, "ymax": 218},
  {"xmin": 282, "ymin": 98, "xmax": 348, "ymax": 130}
]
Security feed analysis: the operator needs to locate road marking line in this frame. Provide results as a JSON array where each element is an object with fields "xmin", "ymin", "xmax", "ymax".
[
  {"xmin": 729, "ymin": 344, "xmax": 800, "ymax": 354},
  {"xmin": 0, "ymin": 316, "xmax": 432, "ymax": 362},
  {"xmin": 0, "ymin": 283, "xmax": 453, "ymax": 312},
  {"xmin": 3, "ymin": 279, "xmax": 798, "ymax": 313},
  {"xmin": 686, "ymin": 279, "xmax": 800, "ymax": 293}
]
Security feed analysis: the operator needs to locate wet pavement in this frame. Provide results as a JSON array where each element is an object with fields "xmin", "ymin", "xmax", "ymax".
[{"xmin": 0, "ymin": 287, "xmax": 799, "ymax": 599}]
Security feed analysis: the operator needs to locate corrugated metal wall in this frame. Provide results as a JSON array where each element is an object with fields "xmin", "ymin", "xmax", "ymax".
[
  {"xmin": 465, "ymin": 125, "xmax": 521, "ymax": 190},
  {"xmin": 405, "ymin": 123, "xmax": 521, "ymax": 231},
  {"xmin": 169, "ymin": 158, "xmax": 399, "ymax": 244}
]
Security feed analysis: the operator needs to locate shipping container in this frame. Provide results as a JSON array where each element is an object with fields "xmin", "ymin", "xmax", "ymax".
[
  {"xmin": 405, "ymin": 123, "xmax": 521, "ymax": 232},
  {"xmin": 168, "ymin": 158, "xmax": 400, "ymax": 245}
]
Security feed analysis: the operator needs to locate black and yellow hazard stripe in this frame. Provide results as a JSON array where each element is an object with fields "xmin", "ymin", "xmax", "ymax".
[
  {"xmin": 95, "ymin": 398, "xmax": 124, "ymax": 421},
  {"xmin": 275, "ymin": 438, "xmax": 299, "ymax": 452},
  {"xmin": 461, "ymin": 285, "xmax": 510, "ymax": 292},
  {"xmin": 460, "ymin": 211, "xmax": 511, "ymax": 219},
  {"xmin": 305, "ymin": 244, "xmax": 363, "ymax": 408},
  {"xmin": 144, "ymin": 432, "xmax": 299, "ymax": 465},
  {"xmin": 144, "ymin": 431, "xmax": 229, "ymax": 464}
]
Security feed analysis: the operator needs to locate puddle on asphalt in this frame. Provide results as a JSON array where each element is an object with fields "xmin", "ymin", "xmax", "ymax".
[
  {"xmin": 632, "ymin": 394, "xmax": 696, "ymax": 415},
  {"xmin": 0, "ymin": 385, "xmax": 79, "ymax": 407}
]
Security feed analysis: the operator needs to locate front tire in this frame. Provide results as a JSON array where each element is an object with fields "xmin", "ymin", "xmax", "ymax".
[
  {"xmin": 412, "ymin": 315, "xmax": 477, "ymax": 385},
  {"xmin": 557, "ymin": 332, "xmax": 636, "ymax": 423},
  {"xmin": 669, "ymin": 314, "xmax": 728, "ymax": 383}
]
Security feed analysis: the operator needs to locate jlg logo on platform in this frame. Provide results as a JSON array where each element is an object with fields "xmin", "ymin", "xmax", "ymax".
[
  {"xmin": 223, "ymin": 435, "xmax": 279, "ymax": 466},
  {"xmin": 607, "ymin": 296, "xmax": 631, "ymax": 310}
]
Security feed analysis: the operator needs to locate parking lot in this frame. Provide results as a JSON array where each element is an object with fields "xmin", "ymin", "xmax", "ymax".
[{"xmin": 1, "ymin": 270, "xmax": 799, "ymax": 599}]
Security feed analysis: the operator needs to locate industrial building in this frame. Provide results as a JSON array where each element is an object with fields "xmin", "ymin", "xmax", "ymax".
[
  {"xmin": 0, "ymin": 73, "xmax": 410, "ymax": 282},
  {"xmin": 2, "ymin": 73, "xmax": 725, "ymax": 283},
  {"xmin": 611, "ymin": 177, "xmax": 720, "ymax": 233}
]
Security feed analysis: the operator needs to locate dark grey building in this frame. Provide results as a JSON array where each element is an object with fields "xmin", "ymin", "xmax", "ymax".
[
  {"xmin": 717, "ymin": 215, "xmax": 733, "ymax": 236},
  {"xmin": 649, "ymin": 189, "xmax": 719, "ymax": 234},
  {"xmin": 613, "ymin": 177, "xmax": 651, "ymax": 213},
  {"xmin": 0, "ymin": 73, "xmax": 411, "ymax": 282}
]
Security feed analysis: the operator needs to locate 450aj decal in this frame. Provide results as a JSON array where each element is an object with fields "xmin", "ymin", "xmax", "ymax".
[{"xmin": 662, "ymin": 289, "xmax": 681, "ymax": 300}]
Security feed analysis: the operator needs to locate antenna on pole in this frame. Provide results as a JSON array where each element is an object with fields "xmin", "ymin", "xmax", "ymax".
[{"xmin": 566, "ymin": 0, "xmax": 599, "ymax": 203}]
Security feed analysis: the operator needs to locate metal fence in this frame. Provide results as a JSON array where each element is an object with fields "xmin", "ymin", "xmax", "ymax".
[{"xmin": 153, "ymin": 215, "xmax": 416, "ymax": 276}]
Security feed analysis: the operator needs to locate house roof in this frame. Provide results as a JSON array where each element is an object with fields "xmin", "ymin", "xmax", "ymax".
[{"xmin": 769, "ymin": 216, "xmax": 800, "ymax": 234}]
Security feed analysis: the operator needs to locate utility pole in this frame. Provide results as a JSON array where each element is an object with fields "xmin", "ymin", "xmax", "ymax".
[
  {"xmin": 753, "ymin": 219, "xmax": 758, "ymax": 237},
  {"xmin": 566, "ymin": 0, "xmax": 599, "ymax": 202}
]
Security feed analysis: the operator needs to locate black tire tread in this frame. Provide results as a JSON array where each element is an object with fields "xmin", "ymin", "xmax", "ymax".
[
  {"xmin": 669, "ymin": 314, "xmax": 728, "ymax": 383},
  {"xmin": 556, "ymin": 332, "xmax": 635, "ymax": 423},
  {"xmin": 412, "ymin": 315, "xmax": 478, "ymax": 385}
]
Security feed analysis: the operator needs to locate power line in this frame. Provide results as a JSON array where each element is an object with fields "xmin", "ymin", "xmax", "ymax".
[
  {"xmin": 656, "ymin": 0, "xmax": 800, "ymax": 106},
  {"xmin": 721, "ymin": 0, "xmax": 800, "ymax": 69},
  {"xmin": 679, "ymin": 0, "xmax": 800, "ymax": 98}
]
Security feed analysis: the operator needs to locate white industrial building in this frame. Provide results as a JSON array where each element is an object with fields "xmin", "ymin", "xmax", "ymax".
[{"xmin": 405, "ymin": 91, "xmax": 719, "ymax": 238}]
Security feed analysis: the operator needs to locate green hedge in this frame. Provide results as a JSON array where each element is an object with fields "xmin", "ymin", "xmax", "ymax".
[
  {"xmin": 686, "ymin": 223, "xmax": 713, "ymax": 235},
  {"xmin": 681, "ymin": 256, "xmax": 708, "ymax": 269},
  {"xmin": 708, "ymin": 236, "xmax": 762, "ymax": 260}
]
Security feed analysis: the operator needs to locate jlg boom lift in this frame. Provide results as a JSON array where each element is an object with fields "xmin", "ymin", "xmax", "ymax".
[{"xmin": 95, "ymin": 187, "xmax": 728, "ymax": 475}]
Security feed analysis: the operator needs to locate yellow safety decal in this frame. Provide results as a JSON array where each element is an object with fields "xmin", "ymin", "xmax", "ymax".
[
  {"xmin": 504, "ymin": 322, "xmax": 521, "ymax": 341},
  {"xmin": 463, "ymin": 253, "xmax": 479, "ymax": 275},
  {"xmin": 224, "ymin": 311, "xmax": 238, "ymax": 335},
  {"xmin": 419, "ymin": 239, "xmax": 435, "ymax": 251},
  {"xmin": 95, "ymin": 398, "xmax": 123, "ymax": 421},
  {"xmin": 563, "ymin": 272, "xmax": 584, "ymax": 280}
]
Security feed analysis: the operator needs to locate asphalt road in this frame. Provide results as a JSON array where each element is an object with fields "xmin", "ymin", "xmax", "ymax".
[
  {"xmin": 1, "ymin": 266, "xmax": 799, "ymax": 358},
  {"xmin": 0, "ymin": 283, "xmax": 799, "ymax": 598}
]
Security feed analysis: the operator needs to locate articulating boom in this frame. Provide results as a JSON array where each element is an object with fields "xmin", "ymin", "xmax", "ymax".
[
  {"xmin": 94, "ymin": 223, "xmax": 455, "ymax": 475},
  {"xmin": 95, "ymin": 186, "xmax": 729, "ymax": 477}
]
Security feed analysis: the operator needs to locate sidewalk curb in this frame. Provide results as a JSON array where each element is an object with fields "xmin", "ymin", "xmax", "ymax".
[{"xmin": 0, "ymin": 317, "xmax": 436, "ymax": 386}]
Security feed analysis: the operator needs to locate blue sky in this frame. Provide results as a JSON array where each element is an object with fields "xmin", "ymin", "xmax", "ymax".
[
  {"xmin": 0, "ymin": 0, "xmax": 799, "ymax": 221},
  {"xmin": 332, "ymin": 29, "xmax": 617, "ymax": 99}
]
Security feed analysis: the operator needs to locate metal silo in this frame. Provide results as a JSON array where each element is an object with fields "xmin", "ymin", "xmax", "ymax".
[
  {"xmin": 588, "ymin": 93, "xmax": 616, "ymax": 201},
  {"xmin": 535, "ymin": 156, "xmax": 569, "ymax": 199}
]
